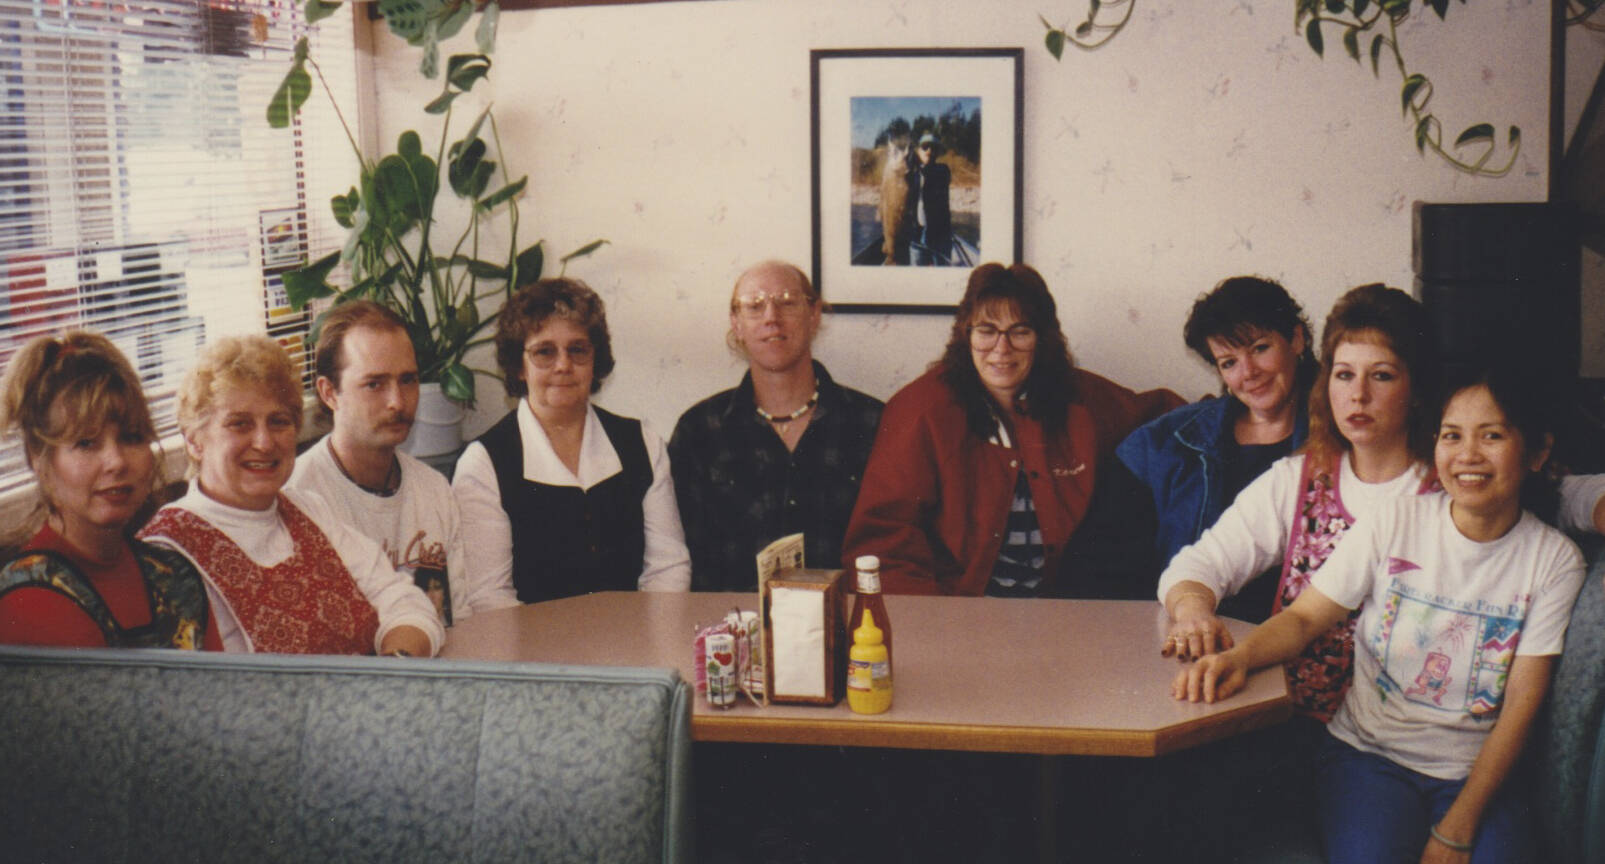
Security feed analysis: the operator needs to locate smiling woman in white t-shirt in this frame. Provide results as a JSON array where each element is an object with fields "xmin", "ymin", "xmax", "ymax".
[{"xmin": 1176, "ymin": 362, "xmax": 1587, "ymax": 864}]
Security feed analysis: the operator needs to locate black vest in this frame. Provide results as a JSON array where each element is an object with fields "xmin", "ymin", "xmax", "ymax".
[{"xmin": 479, "ymin": 407, "xmax": 653, "ymax": 603}]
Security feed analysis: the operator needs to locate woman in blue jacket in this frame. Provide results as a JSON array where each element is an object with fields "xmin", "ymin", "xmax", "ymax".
[{"xmin": 1116, "ymin": 276, "xmax": 1315, "ymax": 619}]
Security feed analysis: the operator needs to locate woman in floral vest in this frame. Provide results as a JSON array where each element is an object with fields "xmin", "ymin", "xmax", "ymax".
[{"xmin": 139, "ymin": 335, "xmax": 441, "ymax": 657}]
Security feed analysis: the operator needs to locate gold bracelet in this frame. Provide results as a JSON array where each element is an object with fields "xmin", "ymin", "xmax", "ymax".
[
  {"xmin": 1428, "ymin": 824, "xmax": 1473, "ymax": 852},
  {"xmin": 1167, "ymin": 587, "xmax": 1217, "ymax": 612}
]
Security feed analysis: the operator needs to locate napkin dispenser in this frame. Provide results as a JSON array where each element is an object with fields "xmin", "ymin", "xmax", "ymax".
[{"xmin": 762, "ymin": 567, "xmax": 846, "ymax": 705}]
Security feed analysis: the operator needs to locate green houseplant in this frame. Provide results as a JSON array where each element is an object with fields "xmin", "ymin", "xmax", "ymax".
[{"xmin": 267, "ymin": 0, "xmax": 602, "ymax": 406}]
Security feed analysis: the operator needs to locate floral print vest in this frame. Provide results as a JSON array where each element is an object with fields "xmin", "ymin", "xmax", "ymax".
[
  {"xmin": 1274, "ymin": 456, "xmax": 1437, "ymax": 720},
  {"xmin": 142, "ymin": 496, "xmax": 379, "ymax": 655}
]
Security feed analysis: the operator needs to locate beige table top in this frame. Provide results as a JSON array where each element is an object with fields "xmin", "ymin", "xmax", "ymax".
[{"xmin": 441, "ymin": 591, "xmax": 1291, "ymax": 757}]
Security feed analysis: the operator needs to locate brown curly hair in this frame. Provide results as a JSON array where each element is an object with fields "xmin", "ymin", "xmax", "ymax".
[{"xmin": 493, "ymin": 277, "xmax": 615, "ymax": 398}]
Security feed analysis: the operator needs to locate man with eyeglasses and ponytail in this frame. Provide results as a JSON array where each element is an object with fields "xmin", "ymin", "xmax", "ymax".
[
  {"xmin": 669, "ymin": 260, "xmax": 883, "ymax": 591},
  {"xmin": 453, "ymin": 278, "xmax": 691, "ymax": 604}
]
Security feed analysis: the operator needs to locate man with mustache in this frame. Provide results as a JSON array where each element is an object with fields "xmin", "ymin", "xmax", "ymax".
[{"xmin": 289, "ymin": 300, "xmax": 504, "ymax": 628}]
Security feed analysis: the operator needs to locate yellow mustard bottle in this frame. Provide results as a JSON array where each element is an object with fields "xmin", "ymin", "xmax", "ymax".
[{"xmin": 847, "ymin": 608, "xmax": 892, "ymax": 714}]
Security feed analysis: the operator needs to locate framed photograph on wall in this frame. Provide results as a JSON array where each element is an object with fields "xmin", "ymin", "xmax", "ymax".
[{"xmin": 810, "ymin": 47, "xmax": 1023, "ymax": 313}]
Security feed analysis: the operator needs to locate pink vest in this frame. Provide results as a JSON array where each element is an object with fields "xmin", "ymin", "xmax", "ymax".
[
  {"xmin": 1274, "ymin": 456, "xmax": 1437, "ymax": 720},
  {"xmin": 141, "ymin": 496, "xmax": 379, "ymax": 655}
]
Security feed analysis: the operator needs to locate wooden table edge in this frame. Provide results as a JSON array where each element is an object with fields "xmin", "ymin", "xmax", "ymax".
[{"xmin": 692, "ymin": 692, "xmax": 1293, "ymax": 757}]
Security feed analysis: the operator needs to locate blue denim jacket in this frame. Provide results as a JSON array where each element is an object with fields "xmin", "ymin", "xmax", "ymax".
[{"xmin": 1116, "ymin": 396, "xmax": 1309, "ymax": 567}]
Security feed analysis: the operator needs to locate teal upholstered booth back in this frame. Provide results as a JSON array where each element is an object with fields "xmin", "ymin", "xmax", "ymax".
[
  {"xmin": 0, "ymin": 647, "xmax": 692, "ymax": 864},
  {"xmin": 1537, "ymin": 550, "xmax": 1605, "ymax": 864}
]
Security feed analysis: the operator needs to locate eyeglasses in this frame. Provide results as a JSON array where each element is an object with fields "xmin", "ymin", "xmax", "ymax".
[
  {"xmin": 525, "ymin": 342, "xmax": 595, "ymax": 369},
  {"xmin": 917, "ymin": 143, "xmax": 933, "ymax": 151},
  {"xmin": 968, "ymin": 323, "xmax": 1037, "ymax": 351},
  {"xmin": 732, "ymin": 291, "xmax": 811, "ymax": 320}
]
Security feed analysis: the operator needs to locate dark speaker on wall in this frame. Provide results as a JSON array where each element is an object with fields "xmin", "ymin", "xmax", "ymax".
[{"xmin": 1413, "ymin": 201, "xmax": 1580, "ymax": 383}]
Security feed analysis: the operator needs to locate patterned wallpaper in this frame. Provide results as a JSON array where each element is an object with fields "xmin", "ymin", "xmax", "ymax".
[{"xmin": 366, "ymin": 0, "xmax": 1554, "ymax": 438}]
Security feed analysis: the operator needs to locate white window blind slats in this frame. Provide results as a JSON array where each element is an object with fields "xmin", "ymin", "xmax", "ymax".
[{"xmin": 0, "ymin": 0, "xmax": 358, "ymax": 495}]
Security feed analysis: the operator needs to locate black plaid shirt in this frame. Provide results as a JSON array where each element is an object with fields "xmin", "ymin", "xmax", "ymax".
[{"xmin": 669, "ymin": 362, "xmax": 883, "ymax": 591}]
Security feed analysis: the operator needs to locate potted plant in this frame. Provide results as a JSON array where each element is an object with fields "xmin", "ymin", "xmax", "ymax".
[{"xmin": 267, "ymin": 0, "xmax": 601, "ymax": 453}]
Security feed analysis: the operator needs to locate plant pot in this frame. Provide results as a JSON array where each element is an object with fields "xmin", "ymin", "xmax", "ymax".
[{"xmin": 401, "ymin": 382, "xmax": 465, "ymax": 458}]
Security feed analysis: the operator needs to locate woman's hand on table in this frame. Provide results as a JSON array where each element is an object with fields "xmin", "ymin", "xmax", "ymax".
[
  {"xmin": 1161, "ymin": 592, "xmax": 1233, "ymax": 661},
  {"xmin": 380, "ymin": 625, "xmax": 433, "ymax": 658},
  {"xmin": 1171, "ymin": 647, "xmax": 1246, "ymax": 704}
]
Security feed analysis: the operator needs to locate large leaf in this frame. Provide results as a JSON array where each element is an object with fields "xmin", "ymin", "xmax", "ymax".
[
  {"xmin": 448, "ymin": 138, "xmax": 488, "ymax": 198},
  {"xmin": 1354, "ymin": 0, "xmax": 1370, "ymax": 15},
  {"xmin": 303, "ymin": 0, "xmax": 342, "ymax": 25},
  {"xmin": 1342, "ymin": 27, "xmax": 1359, "ymax": 62},
  {"xmin": 284, "ymin": 251, "xmax": 341, "ymax": 310},
  {"xmin": 475, "ymin": 1, "xmax": 499, "ymax": 53},
  {"xmin": 1305, "ymin": 18, "xmax": 1324, "ymax": 57},
  {"xmin": 477, "ymin": 176, "xmax": 527, "ymax": 213},
  {"xmin": 1425, "ymin": 0, "xmax": 1449, "ymax": 19},
  {"xmin": 451, "ymin": 255, "xmax": 508, "ymax": 279},
  {"xmin": 1044, "ymin": 27, "xmax": 1065, "ymax": 61},
  {"xmin": 439, "ymin": 362, "xmax": 475, "ymax": 403},
  {"xmin": 378, "ymin": 0, "xmax": 439, "ymax": 41},
  {"xmin": 435, "ymin": 0, "xmax": 473, "ymax": 40},
  {"xmin": 1380, "ymin": 0, "xmax": 1410, "ymax": 19},
  {"xmin": 266, "ymin": 46, "xmax": 311, "ymax": 129},
  {"xmin": 1370, "ymin": 35, "xmax": 1385, "ymax": 76},
  {"xmin": 330, "ymin": 186, "xmax": 360, "ymax": 229},
  {"xmin": 447, "ymin": 53, "xmax": 491, "ymax": 92},
  {"xmin": 1414, "ymin": 116, "xmax": 1435, "ymax": 153},
  {"xmin": 375, "ymin": 155, "xmax": 423, "ymax": 222},
  {"xmin": 1400, "ymin": 73, "xmax": 1428, "ymax": 116},
  {"xmin": 514, "ymin": 242, "xmax": 544, "ymax": 285},
  {"xmin": 423, "ymin": 91, "xmax": 459, "ymax": 115},
  {"xmin": 397, "ymin": 130, "xmax": 423, "ymax": 161},
  {"xmin": 1453, "ymin": 123, "xmax": 1494, "ymax": 148},
  {"xmin": 560, "ymin": 239, "xmax": 609, "ymax": 264}
]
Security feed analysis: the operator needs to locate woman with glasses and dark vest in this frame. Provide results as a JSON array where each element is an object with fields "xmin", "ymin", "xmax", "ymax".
[
  {"xmin": 842, "ymin": 263, "xmax": 1181, "ymax": 597},
  {"xmin": 452, "ymin": 278, "xmax": 691, "ymax": 604}
]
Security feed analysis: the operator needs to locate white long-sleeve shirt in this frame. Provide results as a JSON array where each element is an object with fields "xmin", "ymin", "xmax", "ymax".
[
  {"xmin": 451, "ymin": 399, "xmax": 692, "ymax": 600},
  {"xmin": 1559, "ymin": 473, "xmax": 1605, "ymax": 535},
  {"xmin": 146, "ymin": 485, "xmax": 446, "ymax": 655},
  {"xmin": 287, "ymin": 438, "xmax": 513, "ymax": 623},
  {"xmin": 1156, "ymin": 452, "xmax": 1433, "ymax": 608}
]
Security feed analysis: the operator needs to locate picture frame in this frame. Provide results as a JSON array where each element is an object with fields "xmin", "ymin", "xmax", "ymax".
[{"xmin": 810, "ymin": 47, "xmax": 1023, "ymax": 314}]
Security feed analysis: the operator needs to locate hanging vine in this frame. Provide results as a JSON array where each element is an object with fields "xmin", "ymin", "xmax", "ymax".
[
  {"xmin": 1040, "ymin": 0, "xmax": 1136, "ymax": 59},
  {"xmin": 1298, "ymin": 0, "xmax": 1518, "ymax": 177},
  {"xmin": 1568, "ymin": 0, "xmax": 1605, "ymax": 30}
]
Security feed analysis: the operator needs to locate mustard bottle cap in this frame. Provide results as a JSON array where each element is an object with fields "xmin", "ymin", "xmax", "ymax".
[{"xmin": 854, "ymin": 608, "xmax": 883, "ymax": 646}]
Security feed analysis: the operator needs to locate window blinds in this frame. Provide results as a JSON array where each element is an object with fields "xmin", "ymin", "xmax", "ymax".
[{"xmin": 0, "ymin": 0, "xmax": 360, "ymax": 494}]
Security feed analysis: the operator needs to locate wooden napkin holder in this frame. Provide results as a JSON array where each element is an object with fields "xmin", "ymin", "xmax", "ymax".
[{"xmin": 761, "ymin": 567, "xmax": 846, "ymax": 705}]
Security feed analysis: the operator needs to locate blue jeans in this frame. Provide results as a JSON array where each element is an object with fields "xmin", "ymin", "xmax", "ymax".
[{"xmin": 1316, "ymin": 734, "xmax": 1532, "ymax": 864}]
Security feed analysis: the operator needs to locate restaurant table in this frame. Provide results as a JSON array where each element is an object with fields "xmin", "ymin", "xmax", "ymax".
[
  {"xmin": 442, "ymin": 591, "xmax": 1290, "ymax": 757},
  {"xmin": 444, "ymin": 591, "xmax": 1292, "ymax": 861}
]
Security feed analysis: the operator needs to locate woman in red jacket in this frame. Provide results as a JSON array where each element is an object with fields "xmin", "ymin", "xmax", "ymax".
[{"xmin": 843, "ymin": 262, "xmax": 1180, "ymax": 596}]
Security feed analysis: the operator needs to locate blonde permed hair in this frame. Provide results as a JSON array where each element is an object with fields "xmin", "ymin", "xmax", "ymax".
[
  {"xmin": 177, "ymin": 335, "xmax": 303, "ymax": 443},
  {"xmin": 0, "ymin": 330, "xmax": 160, "ymax": 539}
]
